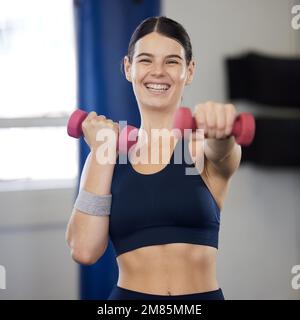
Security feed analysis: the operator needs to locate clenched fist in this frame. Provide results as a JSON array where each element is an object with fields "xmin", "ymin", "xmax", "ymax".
[
  {"xmin": 188, "ymin": 101, "xmax": 240, "ymax": 174},
  {"xmin": 194, "ymin": 101, "xmax": 238, "ymax": 140},
  {"xmin": 82, "ymin": 111, "xmax": 119, "ymax": 153}
]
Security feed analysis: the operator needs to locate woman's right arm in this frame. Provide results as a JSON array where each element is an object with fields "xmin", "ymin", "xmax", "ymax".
[{"xmin": 65, "ymin": 112, "xmax": 119, "ymax": 265}]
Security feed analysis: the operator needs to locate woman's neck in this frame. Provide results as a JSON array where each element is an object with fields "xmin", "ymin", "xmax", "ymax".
[{"xmin": 138, "ymin": 105, "xmax": 178, "ymax": 145}]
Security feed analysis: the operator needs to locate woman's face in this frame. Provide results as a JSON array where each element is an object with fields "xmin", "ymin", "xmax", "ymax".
[{"xmin": 124, "ymin": 32, "xmax": 195, "ymax": 111}]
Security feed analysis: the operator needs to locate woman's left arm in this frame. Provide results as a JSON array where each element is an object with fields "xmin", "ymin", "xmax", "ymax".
[{"xmin": 193, "ymin": 101, "xmax": 242, "ymax": 179}]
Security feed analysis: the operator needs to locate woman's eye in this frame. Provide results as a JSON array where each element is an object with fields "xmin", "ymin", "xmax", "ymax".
[
  {"xmin": 167, "ymin": 60, "xmax": 178, "ymax": 64},
  {"xmin": 140, "ymin": 59, "xmax": 151, "ymax": 63}
]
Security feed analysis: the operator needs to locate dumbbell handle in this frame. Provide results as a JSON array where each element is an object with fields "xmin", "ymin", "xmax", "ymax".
[
  {"xmin": 67, "ymin": 109, "xmax": 138, "ymax": 153},
  {"xmin": 173, "ymin": 107, "xmax": 255, "ymax": 146}
]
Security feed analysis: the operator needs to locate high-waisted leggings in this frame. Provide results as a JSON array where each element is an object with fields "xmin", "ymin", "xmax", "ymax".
[{"xmin": 107, "ymin": 285, "xmax": 225, "ymax": 300}]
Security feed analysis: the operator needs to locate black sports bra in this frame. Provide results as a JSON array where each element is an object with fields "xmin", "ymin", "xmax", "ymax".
[{"xmin": 109, "ymin": 138, "xmax": 221, "ymax": 257}]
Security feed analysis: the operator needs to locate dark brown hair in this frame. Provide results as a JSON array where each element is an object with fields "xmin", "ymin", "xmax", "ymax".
[{"xmin": 121, "ymin": 16, "xmax": 193, "ymax": 73}]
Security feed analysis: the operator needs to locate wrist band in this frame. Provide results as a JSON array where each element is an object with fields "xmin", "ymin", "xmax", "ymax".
[{"xmin": 74, "ymin": 189, "xmax": 112, "ymax": 216}]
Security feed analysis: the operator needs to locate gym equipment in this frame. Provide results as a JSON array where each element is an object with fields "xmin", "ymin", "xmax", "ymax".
[
  {"xmin": 67, "ymin": 107, "xmax": 255, "ymax": 153},
  {"xmin": 173, "ymin": 107, "xmax": 255, "ymax": 146}
]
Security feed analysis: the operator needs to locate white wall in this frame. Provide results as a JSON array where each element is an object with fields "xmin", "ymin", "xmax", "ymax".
[
  {"xmin": 163, "ymin": 0, "xmax": 299, "ymax": 107},
  {"xmin": 0, "ymin": 187, "xmax": 78, "ymax": 299},
  {"xmin": 163, "ymin": 0, "xmax": 300, "ymax": 299}
]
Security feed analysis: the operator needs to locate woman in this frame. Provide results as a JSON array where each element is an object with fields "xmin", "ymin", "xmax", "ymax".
[{"xmin": 66, "ymin": 16, "xmax": 241, "ymax": 300}]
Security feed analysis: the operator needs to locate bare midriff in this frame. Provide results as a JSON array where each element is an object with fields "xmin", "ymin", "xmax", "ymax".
[{"xmin": 116, "ymin": 243, "xmax": 219, "ymax": 295}]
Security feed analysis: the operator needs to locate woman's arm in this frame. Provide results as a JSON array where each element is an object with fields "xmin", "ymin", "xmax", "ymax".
[
  {"xmin": 205, "ymin": 136, "xmax": 241, "ymax": 179},
  {"xmin": 65, "ymin": 151, "xmax": 115, "ymax": 265},
  {"xmin": 65, "ymin": 111, "xmax": 119, "ymax": 265},
  {"xmin": 193, "ymin": 101, "xmax": 242, "ymax": 179}
]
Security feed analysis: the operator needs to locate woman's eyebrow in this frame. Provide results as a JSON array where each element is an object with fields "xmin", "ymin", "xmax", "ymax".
[{"xmin": 135, "ymin": 53, "xmax": 183, "ymax": 60}]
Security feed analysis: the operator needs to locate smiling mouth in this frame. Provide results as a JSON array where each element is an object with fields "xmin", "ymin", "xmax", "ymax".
[{"xmin": 144, "ymin": 83, "xmax": 171, "ymax": 95}]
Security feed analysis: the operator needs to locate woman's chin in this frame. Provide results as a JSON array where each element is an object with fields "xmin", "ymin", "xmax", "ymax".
[
  {"xmin": 143, "ymin": 101, "xmax": 171, "ymax": 110},
  {"xmin": 139, "ymin": 96, "xmax": 174, "ymax": 109}
]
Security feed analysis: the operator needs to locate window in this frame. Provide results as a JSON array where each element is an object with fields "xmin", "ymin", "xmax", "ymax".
[{"xmin": 0, "ymin": 0, "xmax": 78, "ymax": 188}]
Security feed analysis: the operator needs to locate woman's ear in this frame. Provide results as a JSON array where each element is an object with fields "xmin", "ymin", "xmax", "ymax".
[
  {"xmin": 185, "ymin": 58, "xmax": 196, "ymax": 85},
  {"xmin": 124, "ymin": 56, "xmax": 132, "ymax": 82}
]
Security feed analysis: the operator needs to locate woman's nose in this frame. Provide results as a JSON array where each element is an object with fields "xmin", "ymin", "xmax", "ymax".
[{"xmin": 150, "ymin": 63, "xmax": 165, "ymax": 76}]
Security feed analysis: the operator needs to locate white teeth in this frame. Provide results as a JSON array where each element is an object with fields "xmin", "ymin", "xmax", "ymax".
[{"xmin": 145, "ymin": 83, "xmax": 170, "ymax": 90}]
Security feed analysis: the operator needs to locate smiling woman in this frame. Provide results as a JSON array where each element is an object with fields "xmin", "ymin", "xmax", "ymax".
[
  {"xmin": 109, "ymin": 17, "xmax": 229, "ymax": 300},
  {"xmin": 66, "ymin": 16, "xmax": 241, "ymax": 301},
  {"xmin": 123, "ymin": 19, "xmax": 195, "ymax": 123}
]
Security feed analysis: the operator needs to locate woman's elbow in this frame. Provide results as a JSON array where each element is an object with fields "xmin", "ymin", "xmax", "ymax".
[
  {"xmin": 70, "ymin": 248, "xmax": 102, "ymax": 265},
  {"xmin": 65, "ymin": 227, "xmax": 108, "ymax": 265}
]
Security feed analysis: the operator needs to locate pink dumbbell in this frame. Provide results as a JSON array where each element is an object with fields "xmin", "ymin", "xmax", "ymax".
[
  {"xmin": 67, "ymin": 109, "xmax": 139, "ymax": 153},
  {"xmin": 173, "ymin": 107, "xmax": 255, "ymax": 146},
  {"xmin": 67, "ymin": 107, "xmax": 255, "ymax": 152}
]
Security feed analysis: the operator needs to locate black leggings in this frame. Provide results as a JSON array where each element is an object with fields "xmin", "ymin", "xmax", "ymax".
[{"xmin": 107, "ymin": 285, "xmax": 225, "ymax": 300}]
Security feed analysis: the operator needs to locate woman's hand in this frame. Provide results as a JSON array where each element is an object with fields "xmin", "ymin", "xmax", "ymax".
[
  {"xmin": 188, "ymin": 101, "xmax": 241, "ymax": 176},
  {"xmin": 82, "ymin": 112, "xmax": 119, "ymax": 163},
  {"xmin": 194, "ymin": 101, "xmax": 238, "ymax": 139}
]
